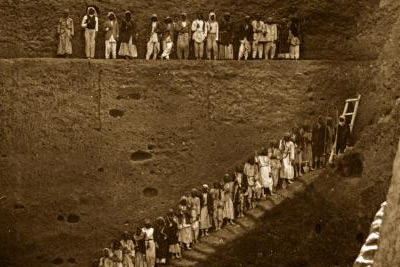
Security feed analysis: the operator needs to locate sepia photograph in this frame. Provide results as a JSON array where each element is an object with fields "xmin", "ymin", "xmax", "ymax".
[{"xmin": 0, "ymin": 0, "xmax": 399, "ymax": 266}]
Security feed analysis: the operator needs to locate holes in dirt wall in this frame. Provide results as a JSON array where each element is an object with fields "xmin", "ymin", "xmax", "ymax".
[
  {"xmin": 116, "ymin": 93, "xmax": 141, "ymax": 100},
  {"xmin": 315, "ymin": 223, "xmax": 322, "ymax": 234},
  {"xmin": 131, "ymin": 150, "xmax": 153, "ymax": 161},
  {"xmin": 52, "ymin": 258, "xmax": 63, "ymax": 265},
  {"xmin": 143, "ymin": 187, "xmax": 159, "ymax": 198},
  {"xmin": 66, "ymin": 214, "xmax": 80, "ymax": 223},
  {"xmin": 109, "ymin": 109, "xmax": 124, "ymax": 118}
]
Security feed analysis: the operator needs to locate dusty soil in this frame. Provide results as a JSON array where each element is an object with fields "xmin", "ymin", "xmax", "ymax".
[
  {"xmin": 0, "ymin": 0, "xmax": 379, "ymax": 59},
  {"xmin": 0, "ymin": 59, "xmax": 376, "ymax": 267}
]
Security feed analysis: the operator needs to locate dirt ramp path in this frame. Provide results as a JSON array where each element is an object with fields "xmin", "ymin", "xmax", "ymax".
[{"xmin": 169, "ymin": 171, "xmax": 322, "ymax": 267}]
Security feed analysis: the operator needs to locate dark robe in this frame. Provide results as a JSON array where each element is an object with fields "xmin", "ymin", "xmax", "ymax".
[
  {"xmin": 162, "ymin": 22, "xmax": 175, "ymax": 42},
  {"xmin": 237, "ymin": 22, "xmax": 253, "ymax": 41},
  {"xmin": 219, "ymin": 19, "xmax": 234, "ymax": 45},
  {"xmin": 200, "ymin": 192, "xmax": 214, "ymax": 215},
  {"xmin": 292, "ymin": 130, "xmax": 305, "ymax": 151},
  {"xmin": 165, "ymin": 217, "xmax": 179, "ymax": 245},
  {"xmin": 278, "ymin": 22, "xmax": 290, "ymax": 54},
  {"xmin": 148, "ymin": 21, "xmax": 162, "ymax": 40},
  {"xmin": 120, "ymin": 18, "xmax": 137, "ymax": 43},
  {"xmin": 312, "ymin": 124, "xmax": 327, "ymax": 156},
  {"xmin": 133, "ymin": 234, "xmax": 146, "ymax": 255},
  {"xmin": 155, "ymin": 224, "xmax": 169, "ymax": 260},
  {"xmin": 336, "ymin": 123, "xmax": 350, "ymax": 153}
]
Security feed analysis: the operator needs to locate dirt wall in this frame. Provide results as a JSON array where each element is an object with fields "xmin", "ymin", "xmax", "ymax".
[{"xmin": 0, "ymin": 59, "xmax": 374, "ymax": 267}]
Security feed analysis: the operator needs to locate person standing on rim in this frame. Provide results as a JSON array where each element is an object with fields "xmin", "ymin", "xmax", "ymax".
[
  {"xmin": 206, "ymin": 12, "xmax": 219, "ymax": 60},
  {"xmin": 277, "ymin": 18, "xmax": 291, "ymax": 59},
  {"xmin": 237, "ymin": 15, "xmax": 253, "ymax": 60},
  {"xmin": 192, "ymin": 13, "xmax": 207, "ymax": 60},
  {"xmin": 118, "ymin": 11, "xmax": 138, "ymax": 60},
  {"xmin": 175, "ymin": 12, "xmax": 191, "ymax": 60},
  {"xmin": 288, "ymin": 16, "xmax": 301, "ymax": 60},
  {"xmin": 103, "ymin": 12, "xmax": 119, "ymax": 59},
  {"xmin": 81, "ymin": 6, "xmax": 98, "ymax": 59},
  {"xmin": 57, "ymin": 9, "xmax": 74, "ymax": 58},
  {"xmin": 218, "ymin": 12, "xmax": 234, "ymax": 60},
  {"xmin": 161, "ymin": 16, "xmax": 175, "ymax": 60},
  {"xmin": 263, "ymin": 16, "xmax": 278, "ymax": 60},
  {"xmin": 251, "ymin": 14, "xmax": 264, "ymax": 59},
  {"xmin": 146, "ymin": 14, "xmax": 161, "ymax": 60}
]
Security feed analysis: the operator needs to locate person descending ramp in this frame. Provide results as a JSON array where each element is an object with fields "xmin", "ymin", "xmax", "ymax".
[{"xmin": 329, "ymin": 94, "xmax": 361, "ymax": 163}]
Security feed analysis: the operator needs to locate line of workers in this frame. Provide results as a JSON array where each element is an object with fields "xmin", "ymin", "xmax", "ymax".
[
  {"xmin": 96, "ymin": 116, "xmax": 351, "ymax": 267},
  {"xmin": 57, "ymin": 7, "xmax": 302, "ymax": 61}
]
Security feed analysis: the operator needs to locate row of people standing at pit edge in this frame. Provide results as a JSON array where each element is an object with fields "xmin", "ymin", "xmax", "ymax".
[
  {"xmin": 58, "ymin": 7, "xmax": 302, "ymax": 60},
  {"xmin": 145, "ymin": 12, "xmax": 230, "ymax": 60},
  {"xmin": 146, "ymin": 12, "xmax": 302, "ymax": 61},
  {"xmin": 80, "ymin": 7, "xmax": 139, "ymax": 59},
  {"xmin": 56, "ymin": 7, "xmax": 137, "ymax": 59}
]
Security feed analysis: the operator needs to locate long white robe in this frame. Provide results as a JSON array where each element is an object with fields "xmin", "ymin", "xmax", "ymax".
[
  {"xmin": 280, "ymin": 140, "xmax": 295, "ymax": 180},
  {"xmin": 142, "ymin": 227, "xmax": 156, "ymax": 267},
  {"xmin": 256, "ymin": 155, "xmax": 273, "ymax": 189}
]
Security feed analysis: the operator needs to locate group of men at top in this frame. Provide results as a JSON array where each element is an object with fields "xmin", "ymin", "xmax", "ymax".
[
  {"xmin": 57, "ymin": 6, "xmax": 302, "ymax": 60},
  {"xmin": 97, "ymin": 115, "xmax": 351, "ymax": 267}
]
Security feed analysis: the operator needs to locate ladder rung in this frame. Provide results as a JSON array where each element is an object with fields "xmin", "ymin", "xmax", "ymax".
[
  {"xmin": 344, "ymin": 113, "xmax": 354, "ymax": 116},
  {"xmin": 346, "ymin": 98, "xmax": 360, "ymax": 102}
]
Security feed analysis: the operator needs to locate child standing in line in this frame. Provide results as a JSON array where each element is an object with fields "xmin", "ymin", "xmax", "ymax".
[
  {"xmin": 133, "ymin": 227, "xmax": 146, "ymax": 267},
  {"xmin": 112, "ymin": 240, "xmax": 123, "ymax": 267},
  {"xmin": 223, "ymin": 174, "xmax": 235, "ymax": 226},
  {"xmin": 120, "ymin": 232, "xmax": 134, "ymax": 267},
  {"xmin": 210, "ymin": 182, "xmax": 224, "ymax": 231},
  {"xmin": 234, "ymin": 166, "xmax": 245, "ymax": 218},
  {"xmin": 155, "ymin": 217, "xmax": 169, "ymax": 265},
  {"xmin": 244, "ymin": 157, "xmax": 258, "ymax": 209},
  {"xmin": 269, "ymin": 140, "xmax": 282, "ymax": 192},
  {"xmin": 166, "ymin": 209, "xmax": 181, "ymax": 259},
  {"xmin": 188, "ymin": 190, "xmax": 201, "ymax": 244},
  {"xmin": 99, "ymin": 248, "xmax": 114, "ymax": 267},
  {"xmin": 177, "ymin": 197, "xmax": 193, "ymax": 250},
  {"xmin": 199, "ymin": 184, "xmax": 212, "ymax": 237}
]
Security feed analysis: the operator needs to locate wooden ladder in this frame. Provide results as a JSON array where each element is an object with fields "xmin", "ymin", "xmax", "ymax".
[{"xmin": 329, "ymin": 94, "xmax": 361, "ymax": 163}]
